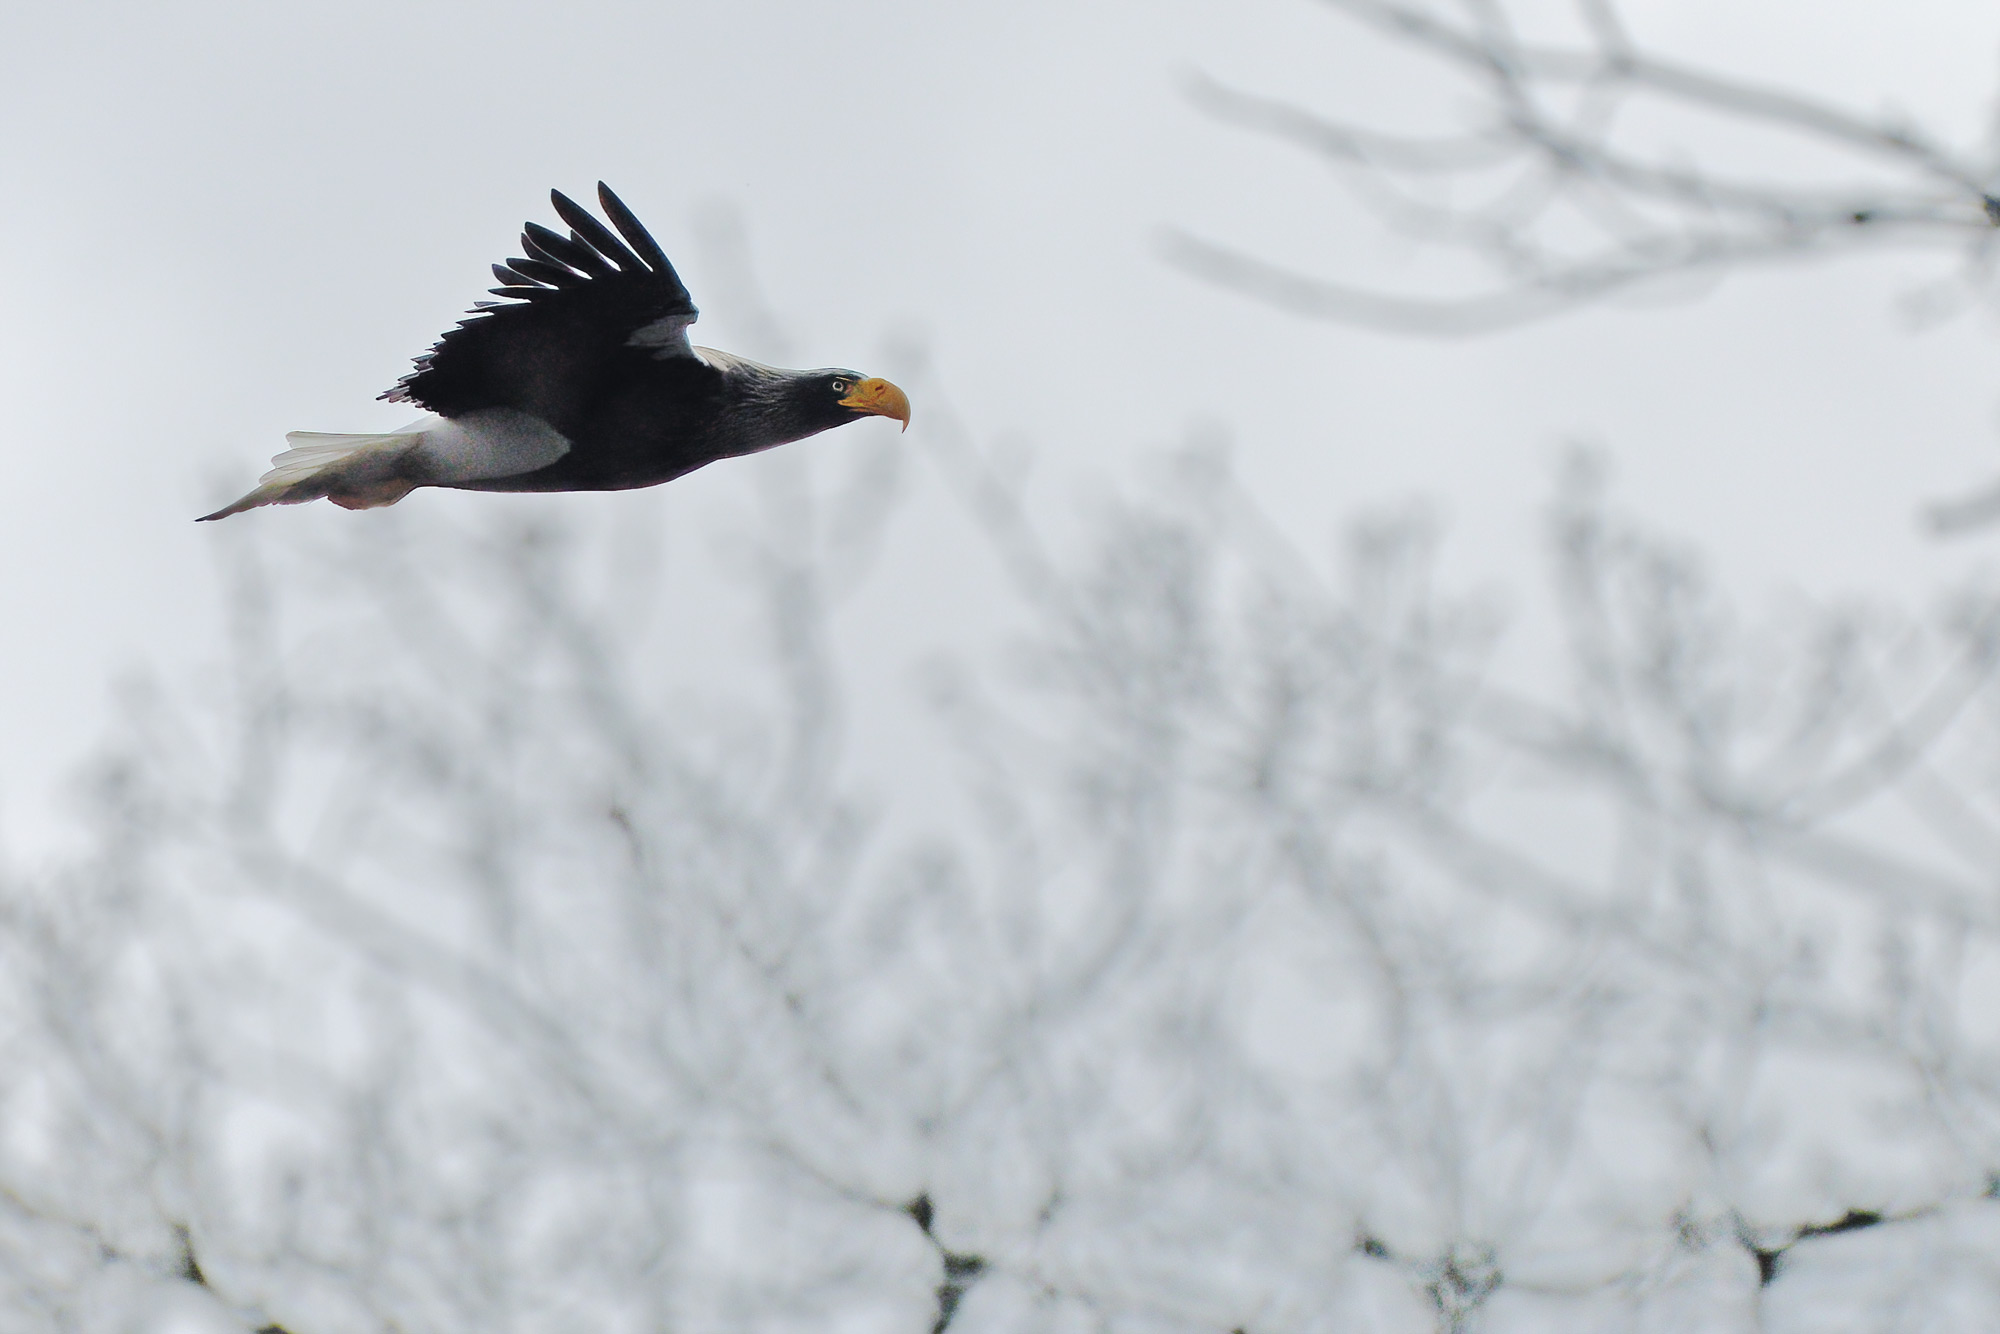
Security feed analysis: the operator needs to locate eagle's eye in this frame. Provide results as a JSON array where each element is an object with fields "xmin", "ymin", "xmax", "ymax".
[{"xmin": 831, "ymin": 379, "xmax": 850, "ymax": 394}]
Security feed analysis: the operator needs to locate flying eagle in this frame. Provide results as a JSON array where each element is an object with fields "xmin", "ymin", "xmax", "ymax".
[{"xmin": 200, "ymin": 184, "xmax": 910, "ymax": 520}]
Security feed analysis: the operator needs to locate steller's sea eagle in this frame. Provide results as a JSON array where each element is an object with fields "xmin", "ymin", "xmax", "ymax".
[{"xmin": 200, "ymin": 183, "xmax": 910, "ymax": 520}]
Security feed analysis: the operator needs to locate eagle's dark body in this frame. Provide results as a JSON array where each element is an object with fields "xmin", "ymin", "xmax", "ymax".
[
  {"xmin": 441, "ymin": 354, "xmax": 851, "ymax": 495},
  {"xmin": 201, "ymin": 184, "xmax": 909, "ymax": 520}
]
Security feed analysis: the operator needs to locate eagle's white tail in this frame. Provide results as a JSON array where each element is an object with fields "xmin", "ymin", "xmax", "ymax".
[{"xmin": 198, "ymin": 430, "xmax": 427, "ymax": 521}]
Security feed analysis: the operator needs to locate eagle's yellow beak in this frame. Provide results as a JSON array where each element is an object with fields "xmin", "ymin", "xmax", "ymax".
[{"xmin": 838, "ymin": 377, "xmax": 911, "ymax": 431}]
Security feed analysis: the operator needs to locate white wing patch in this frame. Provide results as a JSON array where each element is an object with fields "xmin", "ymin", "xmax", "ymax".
[
  {"xmin": 411, "ymin": 409, "xmax": 571, "ymax": 483},
  {"xmin": 627, "ymin": 313, "xmax": 698, "ymax": 359}
]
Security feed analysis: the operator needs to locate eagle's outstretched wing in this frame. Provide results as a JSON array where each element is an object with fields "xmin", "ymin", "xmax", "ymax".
[{"xmin": 383, "ymin": 183, "xmax": 700, "ymax": 433}]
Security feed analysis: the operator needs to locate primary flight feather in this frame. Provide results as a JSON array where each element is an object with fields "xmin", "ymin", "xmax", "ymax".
[{"xmin": 200, "ymin": 183, "xmax": 910, "ymax": 521}]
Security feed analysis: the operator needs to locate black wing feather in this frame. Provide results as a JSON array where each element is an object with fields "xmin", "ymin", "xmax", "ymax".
[
  {"xmin": 524, "ymin": 221, "xmax": 615, "ymax": 278},
  {"xmin": 518, "ymin": 232, "xmax": 573, "ymax": 271},
  {"xmin": 383, "ymin": 186, "xmax": 701, "ymax": 426},
  {"xmin": 504, "ymin": 256, "xmax": 586, "ymax": 288},
  {"xmin": 551, "ymin": 190, "xmax": 646, "ymax": 272},
  {"xmin": 598, "ymin": 182, "xmax": 676, "ymax": 276}
]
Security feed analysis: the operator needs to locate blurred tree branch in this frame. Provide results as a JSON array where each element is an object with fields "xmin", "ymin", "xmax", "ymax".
[
  {"xmin": 9, "ymin": 229, "xmax": 2000, "ymax": 1331},
  {"xmin": 1170, "ymin": 0, "xmax": 2000, "ymax": 334},
  {"xmin": 9, "ymin": 436, "xmax": 2000, "ymax": 1329}
]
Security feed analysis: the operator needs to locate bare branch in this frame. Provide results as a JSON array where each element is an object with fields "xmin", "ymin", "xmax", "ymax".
[{"xmin": 1182, "ymin": 0, "xmax": 2000, "ymax": 331}]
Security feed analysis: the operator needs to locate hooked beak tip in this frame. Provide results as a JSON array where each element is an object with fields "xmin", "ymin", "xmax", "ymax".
[{"xmin": 840, "ymin": 376, "xmax": 912, "ymax": 430}]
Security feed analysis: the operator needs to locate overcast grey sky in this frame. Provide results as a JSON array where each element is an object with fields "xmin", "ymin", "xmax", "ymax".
[{"xmin": 4, "ymin": 0, "xmax": 2000, "ymax": 854}]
